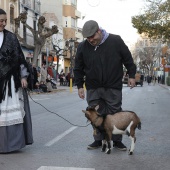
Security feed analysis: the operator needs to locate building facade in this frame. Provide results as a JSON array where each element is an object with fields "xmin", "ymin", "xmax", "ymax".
[
  {"xmin": 62, "ymin": 0, "xmax": 81, "ymax": 74},
  {"xmin": 0, "ymin": 0, "xmax": 83, "ymax": 75},
  {"xmin": 0, "ymin": 0, "xmax": 19, "ymax": 32}
]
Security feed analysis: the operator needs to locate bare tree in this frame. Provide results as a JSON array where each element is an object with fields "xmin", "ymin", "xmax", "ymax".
[
  {"xmin": 134, "ymin": 38, "xmax": 162, "ymax": 74},
  {"xmin": 14, "ymin": 11, "xmax": 59, "ymax": 65}
]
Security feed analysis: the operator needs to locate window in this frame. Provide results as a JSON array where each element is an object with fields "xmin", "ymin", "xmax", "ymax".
[
  {"xmin": 71, "ymin": 18, "xmax": 76, "ymax": 28},
  {"xmin": 22, "ymin": 0, "xmax": 31, "ymax": 8},
  {"xmin": 71, "ymin": 0, "xmax": 76, "ymax": 6},
  {"xmin": 10, "ymin": 6, "xmax": 14, "ymax": 25}
]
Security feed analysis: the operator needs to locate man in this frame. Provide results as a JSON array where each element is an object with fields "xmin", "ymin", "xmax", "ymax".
[{"xmin": 74, "ymin": 20, "xmax": 136, "ymax": 150}]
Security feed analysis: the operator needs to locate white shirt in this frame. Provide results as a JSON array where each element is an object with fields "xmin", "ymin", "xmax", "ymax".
[{"xmin": 0, "ymin": 31, "xmax": 4, "ymax": 48}]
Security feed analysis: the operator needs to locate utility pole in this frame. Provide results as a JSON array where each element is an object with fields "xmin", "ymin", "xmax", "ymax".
[{"xmin": 68, "ymin": 38, "xmax": 75, "ymax": 93}]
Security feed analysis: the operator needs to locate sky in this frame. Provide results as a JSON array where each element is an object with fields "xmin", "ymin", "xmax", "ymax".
[{"xmin": 77, "ymin": 0, "xmax": 145, "ymax": 47}]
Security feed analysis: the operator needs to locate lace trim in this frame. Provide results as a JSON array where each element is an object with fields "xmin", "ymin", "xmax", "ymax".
[{"xmin": 0, "ymin": 106, "xmax": 25, "ymax": 126}]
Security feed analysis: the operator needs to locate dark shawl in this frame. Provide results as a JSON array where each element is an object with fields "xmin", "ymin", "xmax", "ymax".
[{"xmin": 0, "ymin": 29, "xmax": 29, "ymax": 103}]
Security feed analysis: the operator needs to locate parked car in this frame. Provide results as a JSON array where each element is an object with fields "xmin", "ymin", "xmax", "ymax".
[
  {"xmin": 122, "ymin": 74, "xmax": 129, "ymax": 86},
  {"xmin": 135, "ymin": 73, "xmax": 144, "ymax": 87},
  {"xmin": 122, "ymin": 73, "xmax": 144, "ymax": 87}
]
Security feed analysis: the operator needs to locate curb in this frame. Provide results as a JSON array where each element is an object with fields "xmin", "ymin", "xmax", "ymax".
[
  {"xmin": 29, "ymin": 89, "xmax": 66, "ymax": 95},
  {"xmin": 159, "ymin": 84, "xmax": 170, "ymax": 91}
]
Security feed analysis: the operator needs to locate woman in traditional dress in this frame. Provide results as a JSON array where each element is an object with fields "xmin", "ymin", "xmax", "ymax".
[{"xmin": 0, "ymin": 8, "xmax": 33, "ymax": 153}]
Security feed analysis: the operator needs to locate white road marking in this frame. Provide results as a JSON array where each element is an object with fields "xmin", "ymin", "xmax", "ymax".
[
  {"xmin": 29, "ymin": 98, "xmax": 50, "ymax": 102},
  {"xmin": 45, "ymin": 126, "xmax": 77, "ymax": 147},
  {"xmin": 33, "ymin": 98, "xmax": 50, "ymax": 100},
  {"xmin": 37, "ymin": 167, "xmax": 95, "ymax": 170}
]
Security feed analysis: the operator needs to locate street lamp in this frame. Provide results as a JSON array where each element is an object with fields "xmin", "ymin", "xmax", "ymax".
[
  {"xmin": 69, "ymin": 38, "xmax": 75, "ymax": 78},
  {"xmin": 68, "ymin": 38, "xmax": 75, "ymax": 92}
]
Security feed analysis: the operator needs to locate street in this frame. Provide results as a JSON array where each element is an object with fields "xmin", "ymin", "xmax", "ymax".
[{"xmin": 0, "ymin": 82, "xmax": 170, "ymax": 170}]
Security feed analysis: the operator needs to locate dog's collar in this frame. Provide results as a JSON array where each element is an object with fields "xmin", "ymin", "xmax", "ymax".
[{"xmin": 91, "ymin": 115, "xmax": 104, "ymax": 127}]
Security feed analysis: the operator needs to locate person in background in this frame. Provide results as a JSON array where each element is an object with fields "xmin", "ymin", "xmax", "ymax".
[
  {"xmin": 66, "ymin": 72, "xmax": 71, "ymax": 86},
  {"xmin": 46, "ymin": 74, "xmax": 53, "ymax": 92},
  {"xmin": 52, "ymin": 64, "xmax": 57, "ymax": 81},
  {"xmin": 40, "ymin": 63, "xmax": 47, "ymax": 84},
  {"xmin": 158, "ymin": 75, "xmax": 161, "ymax": 83},
  {"xmin": 32, "ymin": 63, "xmax": 38, "ymax": 89},
  {"xmin": 0, "ymin": 8, "xmax": 33, "ymax": 153},
  {"xmin": 147, "ymin": 75, "xmax": 151, "ymax": 85},
  {"xmin": 27, "ymin": 61, "xmax": 34, "ymax": 90},
  {"xmin": 74, "ymin": 20, "xmax": 136, "ymax": 150},
  {"xmin": 47, "ymin": 64, "xmax": 54, "ymax": 78},
  {"xmin": 153, "ymin": 75, "xmax": 157, "ymax": 85}
]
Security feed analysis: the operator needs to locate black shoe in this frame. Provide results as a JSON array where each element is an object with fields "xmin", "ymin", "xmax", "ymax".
[
  {"xmin": 113, "ymin": 141, "xmax": 127, "ymax": 151},
  {"xmin": 87, "ymin": 140, "xmax": 102, "ymax": 149}
]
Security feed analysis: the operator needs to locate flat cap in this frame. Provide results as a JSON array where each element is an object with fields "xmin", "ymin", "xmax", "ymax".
[
  {"xmin": 0, "ymin": 8, "xmax": 6, "ymax": 15},
  {"xmin": 82, "ymin": 20, "xmax": 99, "ymax": 38}
]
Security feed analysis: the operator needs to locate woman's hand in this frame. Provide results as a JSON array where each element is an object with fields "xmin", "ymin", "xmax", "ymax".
[{"xmin": 21, "ymin": 78, "xmax": 28, "ymax": 88}]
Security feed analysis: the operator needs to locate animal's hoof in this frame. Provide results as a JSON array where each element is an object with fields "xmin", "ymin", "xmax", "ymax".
[
  {"xmin": 101, "ymin": 144, "xmax": 106, "ymax": 152},
  {"xmin": 101, "ymin": 148, "xmax": 106, "ymax": 152},
  {"xmin": 105, "ymin": 149, "xmax": 111, "ymax": 154},
  {"xmin": 128, "ymin": 151, "xmax": 133, "ymax": 155}
]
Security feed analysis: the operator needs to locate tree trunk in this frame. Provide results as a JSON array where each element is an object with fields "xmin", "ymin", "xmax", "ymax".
[{"xmin": 32, "ymin": 44, "xmax": 42, "ymax": 65}]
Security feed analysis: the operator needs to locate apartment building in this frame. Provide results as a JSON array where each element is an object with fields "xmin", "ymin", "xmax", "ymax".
[
  {"xmin": 0, "ymin": 0, "xmax": 83, "ymax": 74},
  {"xmin": 40, "ymin": 0, "xmax": 64, "ymax": 73},
  {"xmin": 41, "ymin": 0, "xmax": 82, "ymax": 74},
  {"xmin": 18, "ymin": 0, "xmax": 41, "ymax": 64},
  {"xmin": 0, "ymin": 0, "xmax": 19, "ymax": 32},
  {"xmin": 62, "ymin": 0, "xmax": 81, "ymax": 74}
]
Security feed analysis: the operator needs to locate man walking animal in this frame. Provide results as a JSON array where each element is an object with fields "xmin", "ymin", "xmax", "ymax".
[{"xmin": 74, "ymin": 20, "xmax": 136, "ymax": 150}]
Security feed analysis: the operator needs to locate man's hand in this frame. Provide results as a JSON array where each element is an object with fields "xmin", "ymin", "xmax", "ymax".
[
  {"xmin": 128, "ymin": 78, "xmax": 136, "ymax": 89},
  {"xmin": 78, "ymin": 88, "xmax": 85, "ymax": 99},
  {"xmin": 21, "ymin": 78, "xmax": 28, "ymax": 88}
]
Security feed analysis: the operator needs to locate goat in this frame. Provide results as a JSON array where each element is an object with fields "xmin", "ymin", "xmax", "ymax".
[{"xmin": 82, "ymin": 105, "xmax": 141, "ymax": 155}]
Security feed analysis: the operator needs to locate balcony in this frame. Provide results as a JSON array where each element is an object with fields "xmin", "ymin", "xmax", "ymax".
[
  {"xmin": 21, "ymin": 0, "xmax": 31, "ymax": 9},
  {"xmin": 75, "ymin": 10, "xmax": 81, "ymax": 18}
]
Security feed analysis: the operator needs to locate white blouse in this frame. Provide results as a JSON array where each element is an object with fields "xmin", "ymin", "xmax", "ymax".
[{"xmin": 0, "ymin": 31, "xmax": 4, "ymax": 48}]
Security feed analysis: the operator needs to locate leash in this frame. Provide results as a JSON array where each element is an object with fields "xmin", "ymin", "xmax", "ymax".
[{"xmin": 26, "ymin": 88, "xmax": 91, "ymax": 128}]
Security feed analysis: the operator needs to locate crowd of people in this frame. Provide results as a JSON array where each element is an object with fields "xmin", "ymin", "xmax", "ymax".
[
  {"xmin": 27, "ymin": 63, "xmax": 58, "ymax": 93},
  {"xmin": 146, "ymin": 75, "xmax": 163, "ymax": 85},
  {"xmin": 26, "ymin": 62, "xmax": 74, "ymax": 94}
]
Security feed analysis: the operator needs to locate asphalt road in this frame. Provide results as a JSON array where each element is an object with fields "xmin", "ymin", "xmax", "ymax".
[{"xmin": 0, "ymin": 82, "xmax": 170, "ymax": 170}]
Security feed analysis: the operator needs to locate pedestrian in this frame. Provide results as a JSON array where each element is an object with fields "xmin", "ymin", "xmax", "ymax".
[
  {"xmin": 74, "ymin": 20, "xmax": 136, "ymax": 150},
  {"xmin": 47, "ymin": 64, "xmax": 54, "ymax": 78},
  {"xmin": 46, "ymin": 74, "xmax": 53, "ymax": 92},
  {"xmin": 147, "ymin": 75, "xmax": 151, "ymax": 85},
  {"xmin": 52, "ymin": 64, "xmax": 57, "ymax": 81},
  {"xmin": 158, "ymin": 75, "xmax": 161, "ymax": 83},
  {"xmin": 32, "ymin": 64, "xmax": 38, "ymax": 89},
  {"xmin": 40, "ymin": 63, "xmax": 47, "ymax": 84},
  {"xmin": 0, "ymin": 8, "xmax": 33, "ymax": 153},
  {"xmin": 153, "ymin": 75, "xmax": 157, "ymax": 85},
  {"xmin": 66, "ymin": 72, "xmax": 71, "ymax": 86},
  {"xmin": 27, "ymin": 61, "xmax": 34, "ymax": 90}
]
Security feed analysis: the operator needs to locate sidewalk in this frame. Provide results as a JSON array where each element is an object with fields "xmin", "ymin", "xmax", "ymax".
[
  {"xmin": 29, "ymin": 82, "xmax": 77, "ymax": 95},
  {"xmin": 159, "ymin": 83, "xmax": 170, "ymax": 90}
]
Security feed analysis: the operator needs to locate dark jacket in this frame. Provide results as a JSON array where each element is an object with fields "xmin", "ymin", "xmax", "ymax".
[
  {"xmin": 74, "ymin": 34, "xmax": 136, "ymax": 90},
  {"xmin": 0, "ymin": 29, "xmax": 29, "ymax": 103}
]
